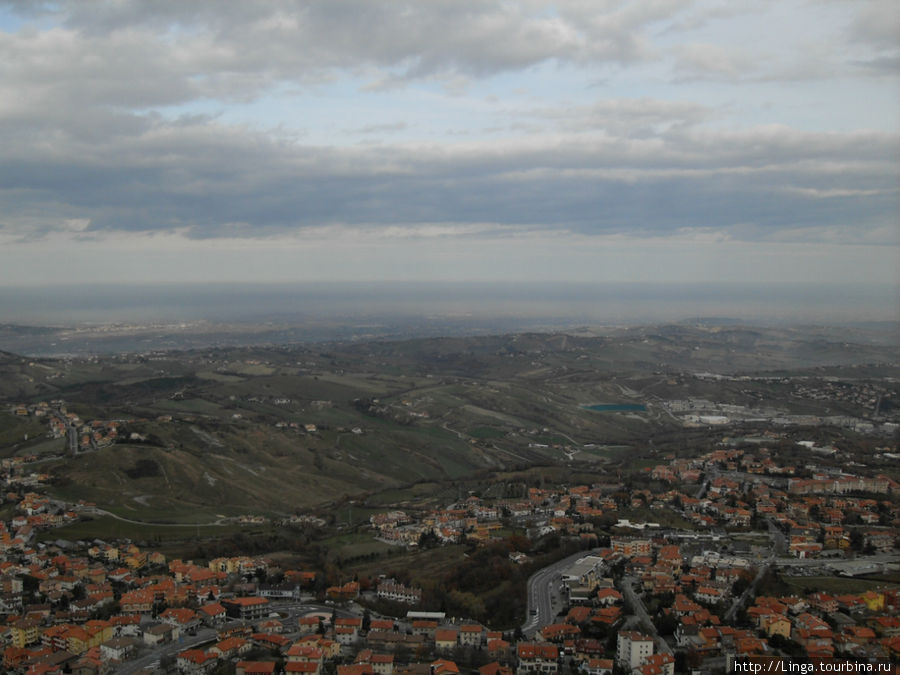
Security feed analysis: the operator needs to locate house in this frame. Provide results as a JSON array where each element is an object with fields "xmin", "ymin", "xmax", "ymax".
[
  {"xmin": 517, "ymin": 642, "xmax": 558, "ymax": 675},
  {"xmin": 459, "ymin": 624, "xmax": 484, "ymax": 647},
  {"xmin": 10, "ymin": 618, "xmax": 42, "ymax": 647},
  {"xmin": 160, "ymin": 607, "xmax": 200, "ymax": 632},
  {"xmin": 581, "ymin": 658, "xmax": 614, "ymax": 675},
  {"xmin": 487, "ymin": 637, "xmax": 511, "ymax": 661},
  {"xmin": 355, "ymin": 649, "xmax": 395, "ymax": 675},
  {"xmin": 252, "ymin": 633, "xmax": 292, "ymax": 652},
  {"xmin": 326, "ymin": 581, "xmax": 359, "ymax": 601},
  {"xmin": 338, "ymin": 667, "xmax": 375, "ymax": 675},
  {"xmin": 616, "ymin": 632, "xmax": 654, "ymax": 670},
  {"xmin": 198, "ymin": 602, "xmax": 227, "ymax": 625},
  {"xmin": 480, "ymin": 663, "xmax": 513, "ymax": 675},
  {"xmin": 366, "ymin": 631, "xmax": 425, "ymax": 651},
  {"xmin": 142, "ymin": 622, "xmax": 176, "ymax": 646},
  {"xmin": 760, "ymin": 615, "xmax": 791, "ymax": 639},
  {"xmin": 210, "ymin": 636, "xmax": 251, "ymax": 659},
  {"xmin": 237, "ymin": 663, "xmax": 277, "ymax": 675},
  {"xmin": 119, "ymin": 589, "xmax": 154, "ymax": 614},
  {"xmin": 257, "ymin": 582, "xmax": 300, "ymax": 600},
  {"xmin": 99, "ymin": 637, "xmax": 138, "ymax": 663},
  {"xmin": 298, "ymin": 615, "xmax": 321, "ymax": 635},
  {"xmin": 637, "ymin": 653, "xmax": 674, "ymax": 675},
  {"xmin": 335, "ymin": 626, "xmax": 359, "ymax": 645},
  {"xmin": 596, "ymin": 589, "xmax": 622, "ymax": 607},
  {"xmin": 177, "ymin": 649, "xmax": 218, "ymax": 673},
  {"xmin": 432, "ymin": 659, "xmax": 460, "ymax": 675},
  {"xmin": 376, "ymin": 580, "xmax": 422, "ymax": 605},
  {"xmin": 435, "ymin": 629, "xmax": 458, "ymax": 651},
  {"xmin": 540, "ymin": 624, "xmax": 580, "ymax": 643},
  {"xmin": 694, "ymin": 586, "xmax": 725, "ymax": 605},
  {"xmin": 222, "ymin": 597, "xmax": 270, "ymax": 621},
  {"xmin": 411, "ymin": 620, "xmax": 438, "ymax": 638}
]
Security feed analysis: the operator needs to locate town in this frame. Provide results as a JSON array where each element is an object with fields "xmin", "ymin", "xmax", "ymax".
[
  {"xmin": 0, "ymin": 326, "xmax": 897, "ymax": 674},
  {"xmin": 0, "ymin": 431, "xmax": 896, "ymax": 674}
]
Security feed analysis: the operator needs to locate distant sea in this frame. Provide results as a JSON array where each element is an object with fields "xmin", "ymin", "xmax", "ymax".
[{"xmin": 0, "ymin": 281, "xmax": 896, "ymax": 327}]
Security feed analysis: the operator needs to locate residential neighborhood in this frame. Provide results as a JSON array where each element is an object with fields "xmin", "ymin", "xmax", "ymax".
[{"xmin": 0, "ymin": 431, "xmax": 896, "ymax": 674}]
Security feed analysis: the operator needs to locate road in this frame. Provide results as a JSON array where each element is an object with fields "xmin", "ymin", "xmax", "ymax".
[
  {"xmin": 766, "ymin": 518, "xmax": 787, "ymax": 556},
  {"xmin": 117, "ymin": 627, "xmax": 217, "ymax": 675},
  {"xmin": 51, "ymin": 407, "xmax": 78, "ymax": 455},
  {"xmin": 724, "ymin": 562, "xmax": 772, "ymax": 624},
  {"xmin": 117, "ymin": 601, "xmax": 351, "ymax": 674},
  {"xmin": 774, "ymin": 551, "xmax": 900, "ymax": 569},
  {"xmin": 521, "ymin": 550, "xmax": 597, "ymax": 636},
  {"xmin": 80, "ymin": 506, "xmax": 229, "ymax": 528},
  {"xmin": 621, "ymin": 575, "xmax": 672, "ymax": 655}
]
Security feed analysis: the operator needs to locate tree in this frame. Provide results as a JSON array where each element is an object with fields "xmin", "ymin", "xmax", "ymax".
[
  {"xmin": 654, "ymin": 612, "xmax": 678, "ymax": 636},
  {"xmin": 418, "ymin": 529, "xmax": 440, "ymax": 549}
]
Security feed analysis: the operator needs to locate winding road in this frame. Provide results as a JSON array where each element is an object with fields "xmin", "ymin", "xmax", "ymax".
[
  {"xmin": 522, "ymin": 549, "xmax": 599, "ymax": 637},
  {"xmin": 80, "ymin": 506, "xmax": 228, "ymax": 527}
]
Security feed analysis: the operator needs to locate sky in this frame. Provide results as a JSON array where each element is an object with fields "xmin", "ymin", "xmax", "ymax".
[{"xmin": 0, "ymin": 0, "xmax": 898, "ymax": 288}]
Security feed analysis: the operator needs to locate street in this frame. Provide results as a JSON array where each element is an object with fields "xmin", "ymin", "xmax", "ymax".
[{"xmin": 522, "ymin": 549, "xmax": 596, "ymax": 636}]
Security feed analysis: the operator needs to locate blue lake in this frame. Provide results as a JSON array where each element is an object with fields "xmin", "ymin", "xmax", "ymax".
[{"xmin": 582, "ymin": 403, "xmax": 647, "ymax": 412}]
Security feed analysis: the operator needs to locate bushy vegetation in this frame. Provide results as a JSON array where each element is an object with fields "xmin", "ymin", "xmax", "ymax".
[{"xmin": 123, "ymin": 458, "xmax": 161, "ymax": 479}]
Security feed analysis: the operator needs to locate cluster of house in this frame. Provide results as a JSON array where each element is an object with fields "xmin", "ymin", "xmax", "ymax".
[
  {"xmin": 184, "ymin": 614, "xmax": 656, "ymax": 675},
  {"xmin": 551, "ymin": 534, "xmax": 900, "ymax": 669},
  {"xmin": 0, "ymin": 532, "xmax": 332, "ymax": 674},
  {"xmin": 367, "ymin": 446, "xmax": 898, "ymax": 566},
  {"xmin": 374, "ymin": 580, "xmax": 422, "ymax": 606},
  {"xmin": 0, "ymin": 492, "xmax": 79, "ymax": 562},
  {"xmin": 741, "ymin": 592, "xmax": 900, "ymax": 661},
  {"xmin": 790, "ymin": 381, "xmax": 893, "ymax": 410},
  {"xmin": 369, "ymin": 486, "xmax": 621, "ymax": 549},
  {"xmin": 10, "ymin": 400, "xmax": 125, "ymax": 452},
  {"xmin": 647, "ymin": 448, "xmax": 899, "ymax": 557}
]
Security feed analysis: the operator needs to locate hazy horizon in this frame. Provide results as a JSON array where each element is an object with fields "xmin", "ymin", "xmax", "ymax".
[{"xmin": 1, "ymin": 281, "xmax": 897, "ymax": 328}]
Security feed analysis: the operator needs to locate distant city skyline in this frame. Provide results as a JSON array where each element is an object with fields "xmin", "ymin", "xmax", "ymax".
[{"xmin": 0, "ymin": 1, "xmax": 897, "ymax": 289}]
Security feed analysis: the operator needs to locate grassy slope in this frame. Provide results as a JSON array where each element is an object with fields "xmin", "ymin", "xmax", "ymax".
[{"xmin": 0, "ymin": 325, "xmax": 893, "ymax": 521}]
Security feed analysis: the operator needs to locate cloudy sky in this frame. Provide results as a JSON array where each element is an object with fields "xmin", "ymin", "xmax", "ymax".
[{"xmin": 0, "ymin": 0, "xmax": 898, "ymax": 287}]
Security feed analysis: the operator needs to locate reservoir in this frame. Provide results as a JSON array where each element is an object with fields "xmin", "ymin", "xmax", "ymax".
[{"xmin": 582, "ymin": 403, "xmax": 647, "ymax": 412}]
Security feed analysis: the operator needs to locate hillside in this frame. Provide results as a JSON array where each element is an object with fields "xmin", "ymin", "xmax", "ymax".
[{"xmin": 1, "ymin": 324, "xmax": 897, "ymax": 521}]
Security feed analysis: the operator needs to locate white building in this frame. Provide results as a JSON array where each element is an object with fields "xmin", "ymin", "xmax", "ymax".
[{"xmin": 616, "ymin": 631, "xmax": 653, "ymax": 670}]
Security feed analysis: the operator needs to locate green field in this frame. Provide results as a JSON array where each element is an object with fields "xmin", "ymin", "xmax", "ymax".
[
  {"xmin": 36, "ymin": 515, "xmax": 252, "ymax": 543},
  {"xmin": 0, "ymin": 413, "xmax": 49, "ymax": 455},
  {"xmin": 152, "ymin": 398, "xmax": 225, "ymax": 414},
  {"xmin": 320, "ymin": 532, "xmax": 395, "ymax": 563}
]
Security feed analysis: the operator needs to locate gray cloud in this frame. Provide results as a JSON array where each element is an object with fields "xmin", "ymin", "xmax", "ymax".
[
  {"xmin": 848, "ymin": 0, "xmax": 900, "ymax": 49},
  {"xmin": 0, "ymin": 1, "xmax": 896, "ymax": 249},
  {"xmin": 2, "ymin": 0, "xmax": 676, "ymax": 98},
  {"xmin": 1, "ymin": 106, "xmax": 896, "ymax": 243},
  {"xmin": 347, "ymin": 122, "xmax": 409, "ymax": 135}
]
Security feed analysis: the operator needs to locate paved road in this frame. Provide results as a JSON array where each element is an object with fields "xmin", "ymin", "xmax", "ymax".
[
  {"xmin": 116, "ymin": 601, "xmax": 351, "ymax": 674},
  {"xmin": 117, "ymin": 627, "xmax": 217, "ymax": 675},
  {"xmin": 621, "ymin": 575, "xmax": 672, "ymax": 655},
  {"xmin": 766, "ymin": 519, "xmax": 787, "ymax": 556},
  {"xmin": 522, "ymin": 550, "xmax": 598, "ymax": 636},
  {"xmin": 80, "ymin": 506, "xmax": 228, "ymax": 528},
  {"xmin": 774, "ymin": 552, "xmax": 900, "ymax": 568},
  {"xmin": 724, "ymin": 562, "xmax": 772, "ymax": 624},
  {"xmin": 52, "ymin": 407, "xmax": 79, "ymax": 455}
]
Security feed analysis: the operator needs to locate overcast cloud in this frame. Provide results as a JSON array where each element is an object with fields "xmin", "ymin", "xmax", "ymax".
[{"xmin": 0, "ymin": 0, "xmax": 897, "ymax": 286}]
